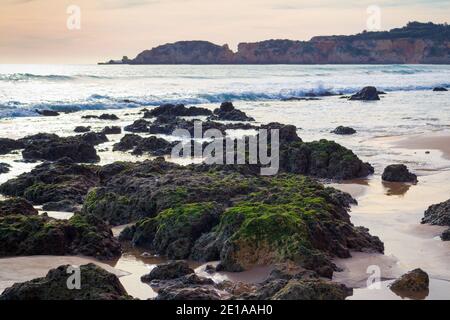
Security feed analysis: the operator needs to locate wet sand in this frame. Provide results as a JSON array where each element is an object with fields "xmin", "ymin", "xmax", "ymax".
[
  {"xmin": 331, "ymin": 170, "xmax": 450, "ymax": 299},
  {"xmin": 393, "ymin": 134, "xmax": 450, "ymax": 160}
]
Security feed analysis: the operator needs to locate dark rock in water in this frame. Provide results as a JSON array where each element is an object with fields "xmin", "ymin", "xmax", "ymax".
[
  {"xmin": 0, "ymin": 138, "xmax": 24, "ymax": 155},
  {"xmin": 261, "ymin": 122, "xmax": 302, "ymax": 145},
  {"xmin": 382, "ymin": 164, "xmax": 418, "ymax": 183},
  {"xmin": 99, "ymin": 114, "xmax": 119, "ymax": 120},
  {"xmin": 0, "ymin": 198, "xmax": 38, "ymax": 217},
  {"xmin": 349, "ymin": 86, "xmax": 380, "ymax": 101},
  {"xmin": 331, "ymin": 126, "xmax": 357, "ymax": 135},
  {"xmin": 441, "ymin": 228, "xmax": 450, "ymax": 241},
  {"xmin": 124, "ymin": 119, "xmax": 152, "ymax": 133},
  {"xmin": 271, "ymin": 279, "xmax": 352, "ymax": 300},
  {"xmin": 208, "ymin": 102, "xmax": 255, "ymax": 122},
  {"xmin": 0, "ymin": 160, "xmax": 99, "ymax": 205},
  {"xmin": 81, "ymin": 115, "xmax": 98, "ymax": 119},
  {"xmin": 0, "ymin": 162, "xmax": 11, "ymax": 174},
  {"xmin": 433, "ymin": 87, "xmax": 448, "ymax": 92},
  {"xmin": 143, "ymin": 104, "xmax": 212, "ymax": 118},
  {"xmin": 79, "ymin": 132, "xmax": 108, "ymax": 145},
  {"xmin": 74, "ymin": 126, "xmax": 91, "ymax": 133},
  {"xmin": 0, "ymin": 264, "xmax": 131, "ymax": 300},
  {"xmin": 113, "ymin": 134, "xmax": 174, "ymax": 156},
  {"xmin": 0, "ymin": 213, "xmax": 121, "ymax": 259},
  {"xmin": 101, "ymin": 126, "xmax": 122, "ymax": 135},
  {"xmin": 18, "ymin": 133, "xmax": 100, "ymax": 163},
  {"xmin": 390, "ymin": 269, "xmax": 429, "ymax": 296},
  {"xmin": 282, "ymin": 97, "xmax": 320, "ymax": 101},
  {"xmin": 35, "ymin": 109, "xmax": 60, "ymax": 117},
  {"xmin": 422, "ymin": 198, "xmax": 450, "ymax": 226},
  {"xmin": 141, "ymin": 261, "xmax": 194, "ymax": 283},
  {"xmin": 42, "ymin": 199, "xmax": 78, "ymax": 212}
]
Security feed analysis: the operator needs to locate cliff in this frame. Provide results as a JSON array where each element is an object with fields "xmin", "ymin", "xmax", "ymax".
[{"xmin": 102, "ymin": 22, "xmax": 450, "ymax": 64}]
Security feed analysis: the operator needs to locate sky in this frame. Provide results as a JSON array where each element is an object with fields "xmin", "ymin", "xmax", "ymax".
[{"xmin": 0, "ymin": 0, "xmax": 449, "ymax": 64}]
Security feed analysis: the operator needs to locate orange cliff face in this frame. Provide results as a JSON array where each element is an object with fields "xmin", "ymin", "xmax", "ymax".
[{"xmin": 118, "ymin": 22, "xmax": 449, "ymax": 64}]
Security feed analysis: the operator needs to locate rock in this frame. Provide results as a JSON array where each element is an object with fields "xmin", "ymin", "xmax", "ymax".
[
  {"xmin": 349, "ymin": 87, "xmax": 380, "ymax": 101},
  {"xmin": 271, "ymin": 279, "xmax": 352, "ymax": 300},
  {"xmin": 143, "ymin": 104, "xmax": 212, "ymax": 118},
  {"xmin": 282, "ymin": 97, "xmax": 320, "ymax": 101},
  {"xmin": 331, "ymin": 126, "xmax": 357, "ymax": 135},
  {"xmin": 42, "ymin": 199, "xmax": 78, "ymax": 212},
  {"xmin": 81, "ymin": 115, "xmax": 98, "ymax": 119},
  {"xmin": 0, "ymin": 264, "xmax": 131, "ymax": 300},
  {"xmin": 382, "ymin": 164, "xmax": 418, "ymax": 183},
  {"xmin": 99, "ymin": 114, "xmax": 119, "ymax": 120},
  {"xmin": 422, "ymin": 198, "xmax": 450, "ymax": 226},
  {"xmin": 390, "ymin": 269, "xmax": 429, "ymax": 295},
  {"xmin": 152, "ymin": 274, "xmax": 220, "ymax": 300},
  {"xmin": 123, "ymin": 202, "xmax": 223, "ymax": 259},
  {"xmin": 280, "ymin": 139, "xmax": 374, "ymax": 180},
  {"xmin": 441, "ymin": 228, "xmax": 450, "ymax": 241},
  {"xmin": 113, "ymin": 134, "xmax": 174, "ymax": 156},
  {"xmin": 74, "ymin": 126, "xmax": 91, "ymax": 133},
  {"xmin": 0, "ymin": 162, "xmax": 11, "ymax": 174},
  {"xmin": 101, "ymin": 126, "xmax": 122, "ymax": 135},
  {"xmin": 18, "ymin": 133, "xmax": 100, "ymax": 163},
  {"xmin": 208, "ymin": 102, "xmax": 255, "ymax": 122},
  {"xmin": 204, "ymin": 264, "xmax": 216, "ymax": 274},
  {"xmin": 124, "ymin": 119, "xmax": 152, "ymax": 133},
  {"xmin": 0, "ymin": 198, "xmax": 38, "ymax": 216},
  {"xmin": 35, "ymin": 109, "xmax": 60, "ymax": 117},
  {"xmin": 0, "ymin": 138, "xmax": 24, "ymax": 155},
  {"xmin": 433, "ymin": 87, "xmax": 448, "ymax": 92},
  {"xmin": 79, "ymin": 132, "xmax": 108, "ymax": 145},
  {"xmin": 141, "ymin": 261, "xmax": 194, "ymax": 282},
  {"xmin": 0, "ymin": 213, "xmax": 121, "ymax": 259},
  {"xmin": 261, "ymin": 122, "xmax": 302, "ymax": 145},
  {"xmin": 0, "ymin": 160, "xmax": 100, "ymax": 206}
]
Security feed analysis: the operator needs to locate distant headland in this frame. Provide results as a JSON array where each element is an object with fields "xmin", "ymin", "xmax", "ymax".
[{"xmin": 99, "ymin": 22, "xmax": 450, "ymax": 65}]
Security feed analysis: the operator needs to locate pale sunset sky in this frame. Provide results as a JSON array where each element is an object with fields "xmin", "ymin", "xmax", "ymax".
[{"xmin": 1, "ymin": 0, "xmax": 449, "ymax": 64}]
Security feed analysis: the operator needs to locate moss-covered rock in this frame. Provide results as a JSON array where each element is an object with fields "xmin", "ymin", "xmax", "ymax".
[
  {"xmin": 271, "ymin": 279, "xmax": 352, "ymax": 300},
  {"xmin": 0, "ymin": 160, "xmax": 99, "ymax": 206},
  {"xmin": 0, "ymin": 197, "xmax": 38, "ymax": 216},
  {"xmin": 123, "ymin": 202, "xmax": 223, "ymax": 259},
  {"xmin": 0, "ymin": 213, "xmax": 121, "ymax": 260},
  {"xmin": 0, "ymin": 264, "xmax": 131, "ymax": 300}
]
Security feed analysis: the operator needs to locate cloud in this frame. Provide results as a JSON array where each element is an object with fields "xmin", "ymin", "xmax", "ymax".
[{"xmin": 97, "ymin": 0, "xmax": 161, "ymax": 9}]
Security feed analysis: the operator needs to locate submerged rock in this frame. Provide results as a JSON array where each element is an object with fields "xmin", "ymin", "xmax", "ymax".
[
  {"xmin": 0, "ymin": 213, "xmax": 121, "ymax": 259},
  {"xmin": 35, "ymin": 109, "xmax": 60, "ymax": 117},
  {"xmin": 0, "ymin": 197, "xmax": 38, "ymax": 216},
  {"xmin": 143, "ymin": 104, "xmax": 212, "ymax": 118},
  {"xmin": 0, "ymin": 264, "xmax": 131, "ymax": 300},
  {"xmin": 382, "ymin": 164, "xmax": 418, "ymax": 183},
  {"xmin": 208, "ymin": 102, "xmax": 255, "ymax": 122},
  {"xmin": 331, "ymin": 126, "xmax": 357, "ymax": 135},
  {"xmin": 390, "ymin": 268, "xmax": 429, "ymax": 298},
  {"xmin": 349, "ymin": 86, "xmax": 380, "ymax": 101},
  {"xmin": 141, "ymin": 261, "xmax": 194, "ymax": 282},
  {"xmin": 0, "ymin": 162, "xmax": 11, "ymax": 174}
]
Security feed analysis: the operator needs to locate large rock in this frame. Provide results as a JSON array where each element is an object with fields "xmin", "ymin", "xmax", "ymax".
[
  {"xmin": 349, "ymin": 87, "xmax": 380, "ymax": 101},
  {"xmin": 271, "ymin": 279, "xmax": 352, "ymax": 300},
  {"xmin": 382, "ymin": 164, "xmax": 418, "ymax": 183},
  {"xmin": 0, "ymin": 213, "xmax": 121, "ymax": 259},
  {"xmin": 0, "ymin": 264, "xmax": 131, "ymax": 300},
  {"xmin": 422, "ymin": 198, "xmax": 450, "ymax": 241},
  {"xmin": 208, "ymin": 102, "xmax": 255, "ymax": 122},
  {"xmin": 390, "ymin": 269, "xmax": 429, "ymax": 296},
  {"xmin": 143, "ymin": 104, "xmax": 212, "ymax": 118},
  {"xmin": 0, "ymin": 198, "xmax": 38, "ymax": 216},
  {"xmin": 18, "ymin": 133, "xmax": 100, "ymax": 163},
  {"xmin": 0, "ymin": 160, "xmax": 100, "ymax": 206},
  {"xmin": 141, "ymin": 261, "xmax": 194, "ymax": 283}
]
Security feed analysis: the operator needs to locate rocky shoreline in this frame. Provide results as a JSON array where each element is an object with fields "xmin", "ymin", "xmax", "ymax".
[{"xmin": 0, "ymin": 94, "xmax": 448, "ymax": 300}]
